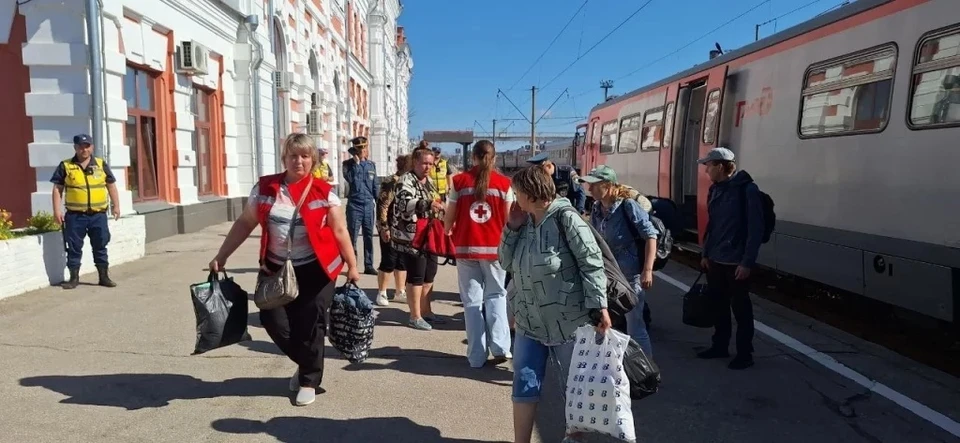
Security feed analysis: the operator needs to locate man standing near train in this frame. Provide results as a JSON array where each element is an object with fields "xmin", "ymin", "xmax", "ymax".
[
  {"xmin": 697, "ymin": 147, "xmax": 764, "ymax": 370},
  {"xmin": 50, "ymin": 134, "xmax": 121, "ymax": 289},
  {"xmin": 525, "ymin": 152, "xmax": 586, "ymax": 213},
  {"xmin": 342, "ymin": 136, "xmax": 379, "ymax": 275}
]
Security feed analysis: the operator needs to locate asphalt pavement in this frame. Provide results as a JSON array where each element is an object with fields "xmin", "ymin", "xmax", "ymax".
[{"xmin": 0, "ymin": 222, "xmax": 958, "ymax": 443}]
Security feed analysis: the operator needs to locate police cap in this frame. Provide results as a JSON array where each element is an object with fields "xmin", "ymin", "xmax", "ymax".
[
  {"xmin": 350, "ymin": 136, "xmax": 368, "ymax": 148},
  {"xmin": 526, "ymin": 152, "xmax": 549, "ymax": 164}
]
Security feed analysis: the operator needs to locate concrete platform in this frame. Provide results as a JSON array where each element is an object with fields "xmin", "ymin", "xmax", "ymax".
[{"xmin": 0, "ymin": 222, "xmax": 957, "ymax": 443}]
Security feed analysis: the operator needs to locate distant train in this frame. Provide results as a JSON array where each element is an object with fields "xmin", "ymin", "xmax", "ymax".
[
  {"xmin": 498, "ymin": 134, "xmax": 584, "ymax": 174},
  {"xmin": 578, "ymin": 0, "xmax": 960, "ymax": 324}
]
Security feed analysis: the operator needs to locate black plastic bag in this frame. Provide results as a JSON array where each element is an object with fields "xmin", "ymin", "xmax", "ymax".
[
  {"xmin": 624, "ymin": 337, "xmax": 661, "ymax": 400},
  {"xmin": 329, "ymin": 282, "xmax": 377, "ymax": 364},
  {"xmin": 682, "ymin": 273, "xmax": 713, "ymax": 328},
  {"xmin": 190, "ymin": 271, "xmax": 251, "ymax": 355}
]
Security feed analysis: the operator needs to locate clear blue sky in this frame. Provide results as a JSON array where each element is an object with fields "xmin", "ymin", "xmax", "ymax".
[{"xmin": 397, "ymin": 0, "xmax": 849, "ymax": 154}]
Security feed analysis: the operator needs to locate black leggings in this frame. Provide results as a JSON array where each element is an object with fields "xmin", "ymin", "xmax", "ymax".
[
  {"xmin": 403, "ymin": 252, "xmax": 438, "ymax": 286},
  {"xmin": 259, "ymin": 260, "xmax": 335, "ymax": 389},
  {"xmin": 378, "ymin": 238, "xmax": 406, "ymax": 273}
]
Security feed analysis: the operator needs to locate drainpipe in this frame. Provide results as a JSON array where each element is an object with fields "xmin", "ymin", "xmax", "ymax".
[
  {"xmin": 85, "ymin": 0, "xmax": 105, "ymax": 159},
  {"xmin": 268, "ymin": 0, "xmax": 282, "ymax": 174},
  {"xmin": 248, "ymin": 16, "xmax": 265, "ymax": 179},
  {"xmin": 345, "ymin": 0, "xmax": 352, "ymax": 144}
]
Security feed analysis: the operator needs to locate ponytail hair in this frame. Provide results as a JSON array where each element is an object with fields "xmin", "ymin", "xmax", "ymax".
[{"xmin": 472, "ymin": 140, "xmax": 496, "ymax": 202}]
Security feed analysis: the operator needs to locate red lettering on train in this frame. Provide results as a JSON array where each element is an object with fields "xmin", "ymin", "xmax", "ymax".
[{"xmin": 735, "ymin": 87, "xmax": 774, "ymax": 127}]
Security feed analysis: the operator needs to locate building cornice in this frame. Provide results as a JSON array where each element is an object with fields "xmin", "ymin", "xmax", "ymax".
[{"xmin": 159, "ymin": 0, "xmax": 239, "ymax": 43}]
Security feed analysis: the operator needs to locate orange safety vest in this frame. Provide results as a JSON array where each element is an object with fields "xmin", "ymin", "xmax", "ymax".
[
  {"xmin": 255, "ymin": 173, "xmax": 345, "ymax": 281},
  {"xmin": 450, "ymin": 168, "xmax": 511, "ymax": 260}
]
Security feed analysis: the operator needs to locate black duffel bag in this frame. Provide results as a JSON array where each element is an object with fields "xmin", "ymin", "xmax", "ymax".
[
  {"xmin": 682, "ymin": 273, "xmax": 713, "ymax": 328},
  {"xmin": 624, "ymin": 338, "xmax": 661, "ymax": 400}
]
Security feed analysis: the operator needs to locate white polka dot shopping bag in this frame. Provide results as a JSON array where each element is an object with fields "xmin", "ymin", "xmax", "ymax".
[{"xmin": 564, "ymin": 325, "xmax": 636, "ymax": 442}]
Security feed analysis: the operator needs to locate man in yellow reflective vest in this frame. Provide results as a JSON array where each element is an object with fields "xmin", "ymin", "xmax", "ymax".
[
  {"xmin": 50, "ymin": 134, "xmax": 122, "ymax": 289},
  {"xmin": 311, "ymin": 145, "xmax": 334, "ymax": 182},
  {"xmin": 427, "ymin": 146, "xmax": 453, "ymax": 202}
]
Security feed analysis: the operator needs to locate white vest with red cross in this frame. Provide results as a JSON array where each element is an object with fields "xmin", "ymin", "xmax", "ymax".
[{"xmin": 450, "ymin": 168, "xmax": 511, "ymax": 260}]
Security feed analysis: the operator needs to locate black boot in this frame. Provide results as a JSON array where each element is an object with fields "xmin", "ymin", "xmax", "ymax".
[
  {"xmin": 97, "ymin": 265, "xmax": 117, "ymax": 288},
  {"xmin": 62, "ymin": 268, "xmax": 80, "ymax": 290}
]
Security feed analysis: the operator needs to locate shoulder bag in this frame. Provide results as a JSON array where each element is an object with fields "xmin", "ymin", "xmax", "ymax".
[{"xmin": 254, "ymin": 175, "xmax": 314, "ymax": 310}]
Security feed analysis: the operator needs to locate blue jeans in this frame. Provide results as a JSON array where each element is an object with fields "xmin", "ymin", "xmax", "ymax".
[
  {"xmin": 346, "ymin": 201, "xmax": 375, "ymax": 270},
  {"xmin": 626, "ymin": 277, "xmax": 653, "ymax": 358},
  {"xmin": 63, "ymin": 211, "xmax": 110, "ymax": 269},
  {"xmin": 456, "ymin": 259, "xmax": 512, "ymax": 367},
  {"xmin": 512, "ymin": 332, "xmax": 575, "ymax": 403}
]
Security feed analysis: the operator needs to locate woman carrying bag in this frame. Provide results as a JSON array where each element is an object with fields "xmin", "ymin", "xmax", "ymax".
[{"xmin": 210, "ymin": 133, "xmax": 360, "ymax": 407}]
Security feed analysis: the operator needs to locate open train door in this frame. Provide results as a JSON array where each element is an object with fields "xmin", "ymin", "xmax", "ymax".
[
  {"xmin": 583, "ymin": 117, "xmax": 600, "ymax": 173},
  {"xmin": 695, "ymin": 65, "xmax": 729, "ymax": 245}
]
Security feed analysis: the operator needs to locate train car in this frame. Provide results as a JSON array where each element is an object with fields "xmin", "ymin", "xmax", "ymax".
[
  {"xmin": 539, "ymin": 137, "xmax": 577, "ymax": 168},
  {"xmin": 580, "ymin": 0, "xmax": 960, "ymax": 323}
]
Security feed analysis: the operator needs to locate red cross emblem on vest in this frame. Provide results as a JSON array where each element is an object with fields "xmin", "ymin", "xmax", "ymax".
[{"xmin": 469, "ymin": 201, "xmax": 492, "ymax": 223}]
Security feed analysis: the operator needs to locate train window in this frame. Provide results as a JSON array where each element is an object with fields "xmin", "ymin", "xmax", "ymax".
[
  {"xmin": 908, "ymin": 26, "xmax": 960, "ymax": 129},
  {"xmin": 590, "ymin": 121, "xmax": 600, "ymax": 147},
  {"xmin": 600, "ymin": 120, "xmax": 617, "ymax": 154},
  {"xmin": 702, "ymin": 89, "xmax": 722, "ymax": 144},
  {"xmin": 617, "ymin": 114, "xmax": 642, "ymax": 153},
  {"xmin": 662, "ymin": 102, "xmax": 676, "ymax": 149},
  {"xmin": 799, "ymin": 44, "xmax": 897, "ymax": 137},
  {"xmin": 641, "ymin": 107, "xmax": 665, "ymax": 151}
]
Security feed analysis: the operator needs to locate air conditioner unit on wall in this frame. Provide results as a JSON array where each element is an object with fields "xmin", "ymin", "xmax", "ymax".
[
  {"xmin": 176, "ymin": 41, "xmax": 210, "ymax": 76},
  {"xmin": 307, "ymin": 109, "xmax": 322, "ymax": 135},
  {"xmin": 274, "ymin": 71, "xmax": 293, "ymax": 92}
]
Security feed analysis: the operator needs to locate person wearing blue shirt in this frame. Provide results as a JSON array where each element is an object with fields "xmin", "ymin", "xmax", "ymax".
[
  {"xmin": 525, "ymin": 152, "xmax": 586, "ymax": 213},
  {"xmin": 342, "ymin": 136, "xmax": 379, "ymax": 275},
  {"xmin": 696, "ymin": 147, "xmax": 764, "ymax": 370},
  {"xmin": 580, "ymin": 165, "xmax": 658, "ymax": 357}
]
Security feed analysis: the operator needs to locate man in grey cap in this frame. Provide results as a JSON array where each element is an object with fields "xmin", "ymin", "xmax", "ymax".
[
  {"xmin": 50, "ymin": 134, "xmax": 121, "ymax": 289},
  {"xmin": 695, "ymin": 147, "xmax": 765, "ymax": 370},
  {"xmin": 525, "ymin": 152, "xmax": 586, "ymax": 213}
]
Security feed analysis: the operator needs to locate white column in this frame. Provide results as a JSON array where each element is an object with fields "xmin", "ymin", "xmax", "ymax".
[{"xmin": 20, "ymin": 0, "xmax": 132, "ymax": 216}]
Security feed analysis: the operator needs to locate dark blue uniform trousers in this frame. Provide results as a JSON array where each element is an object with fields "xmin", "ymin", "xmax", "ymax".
[
  {"xmin": 64, "ymin": 211, "xmax": 110, "ymax": 269},
  {"xmin": 346, "ymin": 201, "xmax": 375, "ymax": 270}
]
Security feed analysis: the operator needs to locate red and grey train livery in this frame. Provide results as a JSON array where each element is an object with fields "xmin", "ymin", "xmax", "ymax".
[{"xmin": 577, "ymin": 0, "xmax": 960, "ymax": 324}]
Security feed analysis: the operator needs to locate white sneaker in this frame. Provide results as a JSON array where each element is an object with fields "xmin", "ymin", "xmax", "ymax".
[
  {"xmin": 289, "ymin": 369, "xmax": 299, "ymax": 392},
  {"xmin": 375, "ymin": 292, "xmax": 389, "ymax": 306},
  {"xmin": 296, "ymin": 387, "xmax": 316, "ymax": 406},
  {"xmin": 396, "ymin": 291, "xmax": 406, "ymax": 301}
]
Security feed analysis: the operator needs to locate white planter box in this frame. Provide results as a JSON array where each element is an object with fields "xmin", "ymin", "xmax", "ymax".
[{"xmin": 0, "ymin": 215, "xmax": 146, "ymax": 300}]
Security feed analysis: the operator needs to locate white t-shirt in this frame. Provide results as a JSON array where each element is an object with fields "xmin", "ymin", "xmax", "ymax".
[{"xmin": 249, "ymin": 184, "xmax": 342, "ymax": 266}]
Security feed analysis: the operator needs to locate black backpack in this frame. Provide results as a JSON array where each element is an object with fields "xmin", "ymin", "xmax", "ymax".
[
  {"xmin": 554, "ymin": 206, "xmax": 637, "ymax": 334},
  {"xmin": 741, "ymin": 186, "xmax": 776, "ymax": 244},
  {"xmin": 620, "ymin": 199, "xmax": 673, "ymax": 271}
]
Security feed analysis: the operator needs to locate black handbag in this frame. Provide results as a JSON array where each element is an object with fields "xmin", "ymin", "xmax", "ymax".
[{"xmin": 682, "ymin": 273, "xmax": 714, "ymax": 328}]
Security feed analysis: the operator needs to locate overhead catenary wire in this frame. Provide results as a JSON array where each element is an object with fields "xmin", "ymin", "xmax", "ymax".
[
  {"xmin": 569, "ymin": 0, "xmax": 774, "ymax": 100},
  {"xmin": 756, "ymin": 0, "xmax": 833, "ymax": 39},
  {"xmin": 539, "ymin": 0, "xmax": 656, "ymax": 90},
  {"xmin": 507, "ymin": 0, "xmax": 590, "ymax": 91},
  {"xmin": 535, "ymin": 89, "xmax": 570, "ymax": 124}
]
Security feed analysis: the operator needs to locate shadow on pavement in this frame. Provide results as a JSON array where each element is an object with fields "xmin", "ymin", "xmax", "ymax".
[
  {"xmin": 427, "ymin": 290, "xmax": 461, "ymax": 304},
  {"xmin": 375, "ymin": 307, "xmax": 466, "ymax": 331},
  {"xmin": 211, "ymin": 416, "xmax": 509, "ymax": 443},
  {"xmin": 238, "ymin": 339, "xmax": 284, "ymax": 355},
  {"xmin": 341, "ymin": 346, "xmax": 512, "ymax": 386},
  {"xmin": 19, "ymin": 374, "xmax": 290, "ymax": 410}
]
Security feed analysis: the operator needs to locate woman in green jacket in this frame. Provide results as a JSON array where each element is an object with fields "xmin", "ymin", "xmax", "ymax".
[{"xmin": 499, "ymin": 165, "xmax": 611, "ymax": 443}]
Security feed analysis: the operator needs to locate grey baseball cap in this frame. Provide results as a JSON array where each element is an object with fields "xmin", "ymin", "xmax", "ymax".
[{"xmin": 697, "ymin": 147, "xmax": 735, "ymax": 164}]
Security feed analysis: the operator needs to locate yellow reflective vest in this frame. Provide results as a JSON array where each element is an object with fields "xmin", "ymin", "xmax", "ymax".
[
  {"xmin": 63, "ymin": 157, "xmax": 109, "ymax": 212},
  {"xmin": 312, "ymin": 159, "xmax": 332, "ymax": 181},
  {"xmin": 428, "ymin": 157, "xmax": 449, "ymax": 195}
]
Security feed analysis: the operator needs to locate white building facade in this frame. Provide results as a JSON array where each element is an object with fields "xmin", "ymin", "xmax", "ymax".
[{"xmin": 0, "ymin": 0, "xmax": 411, "ymax": 298}]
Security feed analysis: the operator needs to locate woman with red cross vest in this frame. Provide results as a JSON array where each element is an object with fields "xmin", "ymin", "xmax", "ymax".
[{"xmin": 443, "ymin": 140, "xmax": 513, "ymax": 368}]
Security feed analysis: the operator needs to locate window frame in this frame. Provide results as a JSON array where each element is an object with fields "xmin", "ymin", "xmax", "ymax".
[
  {"xmin": 124, "ymin": 64, "xmax": 161, "ymax": 203},
  {"xmin": 702, "ymin": 88, "xmax": 722, "ymax": 145},
  {"xmin": 192, "ymin": 86, "xmax": 215, "ymax": 196},
  {"xmin": 598, "ymin": 119, "xmax": 618, "ymax": 154},
  {"xmin": 906, "ymin": 24, "xmax": 960, "ymax": 131},
  {"xmin": 796, "ymin": 42, "xmax": 899, "ymax": 140},
  {"xmin": 640, "ymin": 105, "xmax": 666, "ymax": 152},
  {"xmin": 616, "ymin": 112, "xmax": 643, "ymax": 154}
]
